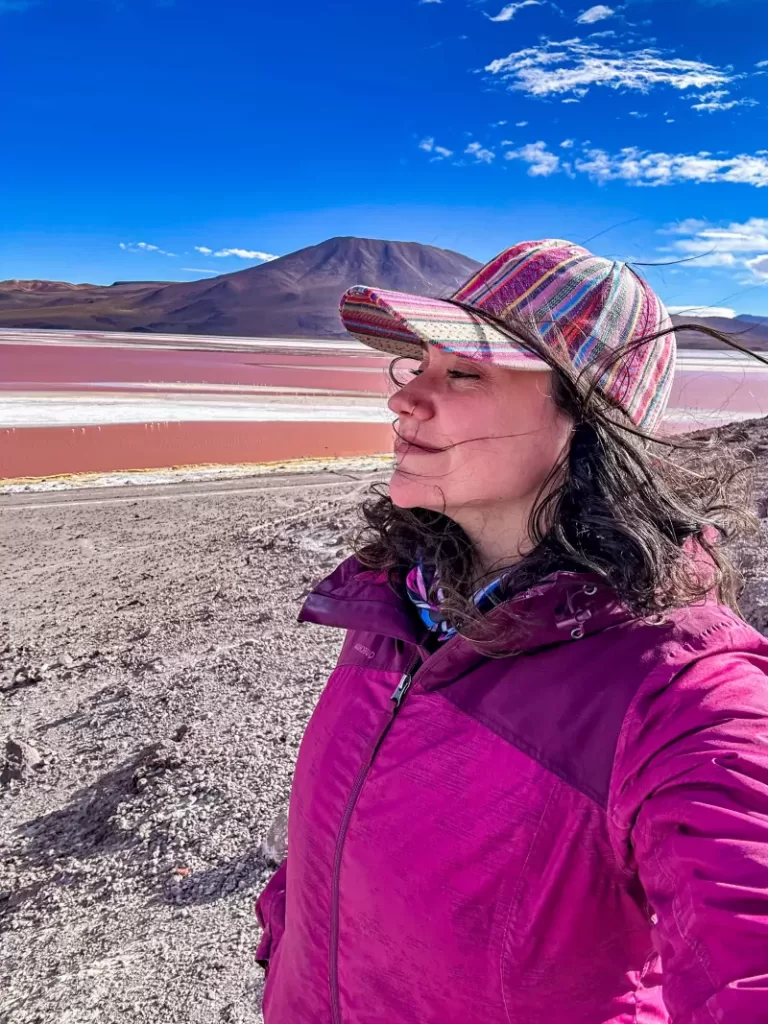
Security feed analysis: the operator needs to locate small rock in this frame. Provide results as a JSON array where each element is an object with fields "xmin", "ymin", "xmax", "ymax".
[
  {"xmin": 259, "ymin": 808, "xmax": 288, "ymax": 866},
  {"xmin": 1, "ymin": 738, "xmax": 44, "ymax": 786}
]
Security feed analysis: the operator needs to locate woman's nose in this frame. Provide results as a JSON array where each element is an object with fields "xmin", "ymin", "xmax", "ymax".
[{"xmin": 388, "ymin": 380, "xmax": 432, "ymax": 420}]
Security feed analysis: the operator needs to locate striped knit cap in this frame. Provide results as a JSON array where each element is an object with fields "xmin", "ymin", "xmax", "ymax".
[{"xmin": 339, "ymin": 239, "xmax": 676, "ymax": 431}]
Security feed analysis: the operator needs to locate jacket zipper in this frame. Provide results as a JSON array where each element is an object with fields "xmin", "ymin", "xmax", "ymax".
[{"xmin": 329, "ymin": 655, "xmax": 420, "ymax": 1024}]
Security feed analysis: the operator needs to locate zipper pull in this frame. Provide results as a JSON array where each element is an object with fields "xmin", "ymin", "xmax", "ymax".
[{"xmin": 391, "ymin": 672, "xmax": 412, "ymax": 708}]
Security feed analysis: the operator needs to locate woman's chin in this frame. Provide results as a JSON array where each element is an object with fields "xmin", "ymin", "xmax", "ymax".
[{"xmin": 390, "ymin": 467, "xmax": 441, "ymax": 510}]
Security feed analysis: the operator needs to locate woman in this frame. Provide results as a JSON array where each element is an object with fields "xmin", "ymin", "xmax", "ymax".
[{"xmin": 255, "ymin": 240, "xmax": 768, "ymax": 1023}]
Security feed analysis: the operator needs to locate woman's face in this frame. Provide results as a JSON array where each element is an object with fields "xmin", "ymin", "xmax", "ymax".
[{"xmin": 388, "ymin": 345, "xmax": 572, "ymax": 549}]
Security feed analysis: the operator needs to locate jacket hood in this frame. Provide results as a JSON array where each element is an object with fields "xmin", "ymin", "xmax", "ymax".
[{"xmin": 299, "ymin": 556, "xmax": 641, "ymax": 656}]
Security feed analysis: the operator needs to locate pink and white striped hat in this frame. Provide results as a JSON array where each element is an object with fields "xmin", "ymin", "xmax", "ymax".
[{"xmin": 339, "ymin": 238, "xmax": 676, "ymax": 431}]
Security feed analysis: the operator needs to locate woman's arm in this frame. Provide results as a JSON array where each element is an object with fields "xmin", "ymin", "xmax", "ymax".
[{"xmin": 610, "ymin": 651, "xmax": 768, "ymax": 1022}]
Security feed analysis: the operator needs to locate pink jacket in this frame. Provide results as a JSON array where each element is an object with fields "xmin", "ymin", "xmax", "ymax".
[{"xmin": 255, "ymin": 557, "xmax": 768, "ymax": 1023}]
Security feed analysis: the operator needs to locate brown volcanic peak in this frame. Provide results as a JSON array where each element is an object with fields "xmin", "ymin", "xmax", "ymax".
[
  {"xmin": 0, "ymin": 237, "xmax": 482, "ymax": 337},
  {"xmin": 135, "ymin": 236, "xmax": 483, "ymax": 337}
]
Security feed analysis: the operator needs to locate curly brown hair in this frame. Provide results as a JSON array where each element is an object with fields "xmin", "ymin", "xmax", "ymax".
[{"xmin": 353, "ymin": 300, "xmax": 764, "ymax": 649}]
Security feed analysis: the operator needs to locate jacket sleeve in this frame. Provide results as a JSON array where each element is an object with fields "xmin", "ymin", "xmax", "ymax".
[
  {"xmin": 255, "ymin": 858, "xmax": 287, "ymax": 973},
  {"xmin": 609, "ymin": 651, "xmax": 768, "ymax": 1023}
]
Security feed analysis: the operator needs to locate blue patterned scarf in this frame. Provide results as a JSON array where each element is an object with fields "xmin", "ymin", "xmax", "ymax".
[{"xmin": 405, "ymin": 562, "xmax": 508, "ymax": 643}]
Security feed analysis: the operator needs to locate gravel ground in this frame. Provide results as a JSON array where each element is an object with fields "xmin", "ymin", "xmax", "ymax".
[
  {"xmin": 2, "ymin": 422, "xmax": 768, "ymax": 1024},
  {"xmin": 0, "ymin": 470, "xmax": 381, "ymax": 1024}
]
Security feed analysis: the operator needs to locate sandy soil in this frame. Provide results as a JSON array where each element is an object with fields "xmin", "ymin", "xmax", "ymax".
[
  {"xmin": 2, "ymin": 425, "xmax": 768, "ymax": 1024},
  {"xmin": 0, "ymin": 469, "xmax": 385, "ymax": 1024}
]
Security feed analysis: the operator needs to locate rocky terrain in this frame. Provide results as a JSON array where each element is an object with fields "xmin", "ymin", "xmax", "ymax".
[
  {"xmin": 0, "ymin": 470, "xmax": 381, "ymax": 1024},
  {"xmin": 2, "ymin": 422, "xmax": 768, "ymax": 1024}
]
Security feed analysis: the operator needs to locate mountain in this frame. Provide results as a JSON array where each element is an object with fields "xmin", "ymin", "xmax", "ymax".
[
  {"xmin": 670, "ymin": 314, "xmax": 768, "ymax": 352},
  {"xmin": 1, "ymin": 236, "xmax": 767, "ymax": 350},
  {"xmin": 0, "ymin": 237, "xmax": 482, "ymax": 338}
]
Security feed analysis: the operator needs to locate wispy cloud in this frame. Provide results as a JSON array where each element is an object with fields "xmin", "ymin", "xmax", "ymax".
[
  {"xmin": 419, "ymin": 136, "xmax": 454, "ymax": 159},
  {"xmin": 757, "ymin": 61, "xmax": 768, "ymax": 69},
  {"xmin": 181, "ymin": 268, "xmax": 221, "ymax": 275},
  {"xmin": 193, "ymin": 244, "xmax": 279, "ymax": 260},
  {"xmin": 666, "ymin": 218, "xmax": 768, "ymax": 254},
  {"xmin": 215, "ymin": 248, "xmax": 279, "ymax": 260},
  {"xmin": 576, "ymin": 5, "xmax": 615, "ymax": 24},
  {"xmin": 485, "ymin": 38, "xmax": 734, "ymax": 105},
  {"xmin": 746, "ymin": 255, "xmax": 768, "ymax": 280},
  {"xmin": 485, "ymin": 0, "xmax": 541, "ymax": 21},
  {"xmin": 120, "ymin": 241, "xmax": 177, "ymax": 256},
  {"xmin": 575, "ymin": 147, "xmax": 768, "ymax": 187},
  {"xmin": 429, "ymin": 136, "xmax": 768, "ymax": 189},
  {"xmin": 515, "ymin": 120, "xmax": 529, "ymax": 126},
  {"xmin": 505, "ymin": 140, "xmax": 560, "ymax": 175},
  {"xmin": 661, "ymin": 218, "xmax": 768, "ymax": 281},
  {"xmin": 691, "ymin": 89, "xmax": 759, "ymax": 113},
  {"xmin": 560, "ymin": 138, "xmax": 575, "ymax": 147},
  {"xmin": 420, "ymin": 0, "xmax": 442, "ymax": 5},
  {"xmin": 465, "ymin": 141, "xmax": 496, "ymax": 163}
]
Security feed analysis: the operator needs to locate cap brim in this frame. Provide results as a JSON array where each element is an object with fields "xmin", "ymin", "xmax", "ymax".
[{"xmin": 339, "ymin": 286, "xmax": 548, "ymax": 370}]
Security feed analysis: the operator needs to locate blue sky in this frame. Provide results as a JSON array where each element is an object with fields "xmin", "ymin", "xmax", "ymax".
[{"xmin": 2, "ymin": 0, "xmax": 768, "ymax": 313}]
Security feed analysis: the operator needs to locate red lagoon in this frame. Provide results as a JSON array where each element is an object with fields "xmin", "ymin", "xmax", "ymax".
[{"xmin": 1, "ymin": 330, "xmax": 767, "ymax": 480}]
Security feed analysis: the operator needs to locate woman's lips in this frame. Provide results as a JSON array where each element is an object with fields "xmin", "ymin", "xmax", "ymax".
[{"xmin": 394, "ymin": 437, "xmax": 443, "ymax": 456}]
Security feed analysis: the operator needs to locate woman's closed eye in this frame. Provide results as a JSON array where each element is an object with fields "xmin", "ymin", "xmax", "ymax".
[{"xmin": 409, "ymin": 368, "xmax": 481, "ymax": 380}]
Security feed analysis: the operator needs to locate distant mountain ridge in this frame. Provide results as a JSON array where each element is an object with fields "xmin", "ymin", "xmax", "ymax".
[
  {"xmin": 1, "ymin": 235, "xmax": 767, "ymax": 350},
  {"xmin": 0, "ymin": 237, "xmax": 481, "ymax": 338}
]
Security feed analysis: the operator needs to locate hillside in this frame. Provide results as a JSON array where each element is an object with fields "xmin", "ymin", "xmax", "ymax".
[
  {"xmin": 2, "ymin": 238, "xmax": 767, "ymax": 350},
  {"xmin": 0, "ymin": 238, "xmax": 481, "ymax": 338}
]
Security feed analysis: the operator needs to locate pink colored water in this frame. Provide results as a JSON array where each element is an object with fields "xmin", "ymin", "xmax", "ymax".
[{"xmin": 2, "ymin": 335, "xmax": 768, "ymax": 479}]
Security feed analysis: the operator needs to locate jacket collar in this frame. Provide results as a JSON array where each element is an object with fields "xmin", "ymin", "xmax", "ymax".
[{"xmin": 299, "ymin": 556, "xmax": 637, "ymax": 656}]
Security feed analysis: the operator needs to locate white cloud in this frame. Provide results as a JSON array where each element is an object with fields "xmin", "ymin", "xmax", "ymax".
[
  {"xmin": 756, "ymin": 60, "xmax": 768, "ymax": 69},
  {"xmin": 746, "ymin": 255, "xmax": 768, "ymax": 279},
  {"xmin": 419, "ymin": 137, "xmax": 453, "ymax": 159},
  {"xmin": 515, "ymin": 120, "xmax": 528, "ymax": 126},
  {"xmin": 628, "ymin": 110, "xmax": 648, "ymax": 117},
  {"xmin": 660, "ymin": 218, "xmax": 768, "ymax": 280},
  {"xmin": 691, "ymin": 90, "xmax": 759, "ymax": 113},
  {"xmin": 119, "ymin": 241, "xmax": 176, "ymax": 257},
  {"xmin": 505, "ymin": 140, "xmax": 560, "ymax": 176},
  {"xmin": 465, "ymin": 141, "xmax": 496, "ymax": 163},
  {"xmin": 500, "ymin": 138, "xmax": 515, "ymax": 145},
  {"xmin": 670, "ymin": 252, "xmax": 737, "ymax": 268},
  {"xmin": 194, "ymin": 245, "xmax": 213, "ymax": 255},
  {"xmin": 485, "ymin": 38, "xmax": 733, "ymax": 104},
  {"xmin": 667, "ymin": 218, "xmax": 768, "ymax": 254},
  {"xmin": 211, "ymin": 248, "xmax": 279, "ymax": 261},
  {"xmin": 661, "ymin": 218, "xmax": 710, "ymax": 235},
  {"xmin": 491, "ymin": 119, "xmax": 508, "ymax": 126},
  {"xmin": 589, "ymin": 29, "xmax": 616, "ymax": 38},
  {"xmin": 560, "ymin": 138, "xmax": 575, "ymax": 147},
  {"xmin": 576, "ymin": 5, "xmax": 614, "ymax": 24},
  {"xmin": 575, "ymin": 147, "xmax": 768, "ymax": 187},
  {"xmin": 486, "ymin": 0, "xmax": 540, "ymax": 22},
  {"xmin": 667, "ymin": 305, "xmax": 736, "ymax": 318},
  {"xmin": 420, "ymin": 0, "xmax": 442, "ymax": 4},
  {"xmin": 181, "ymin": 268, "xmax": 221, "ymax": 275}
]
